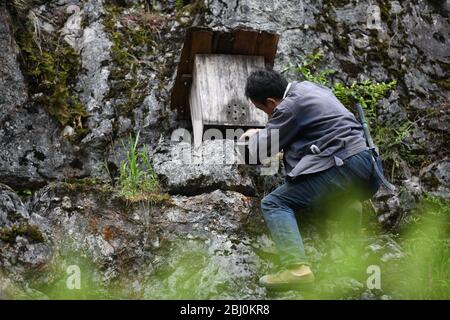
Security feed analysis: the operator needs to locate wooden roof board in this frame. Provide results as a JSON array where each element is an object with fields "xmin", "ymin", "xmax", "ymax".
[
  {"xmin": 232, "ymin": 29, "xmax": 259, "ymax": 56},
  {"xmin": 171, "ymin": 27, "xmax": 279, "ymax": 119}
]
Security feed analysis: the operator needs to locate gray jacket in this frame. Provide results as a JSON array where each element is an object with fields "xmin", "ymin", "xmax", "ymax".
[{"xmin": 248, "ymin": 81, "xmax": 369, "ymax": 178}]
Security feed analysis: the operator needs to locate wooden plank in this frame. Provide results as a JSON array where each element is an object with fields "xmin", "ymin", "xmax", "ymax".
[
  {"xmin": 213, "ymin": 32, "xmax": 234, "ymax": 54},
  {"xmin": 189, "ymin": 56, "xmax": 204, "ymax": 147},
  {"xmin": 190, "ymin": 29, "xmax": 213, "ymax": 56},
  {"xmin": 233, "ymin": 29, "xmax": 258, "ymax": 56},
  {"xmin": 171, "ymin": 29, "xmax": 194, "ymax": 118},
  {"xmin": 254, "ymin": 32, "xmax": 279, "ymax": 66},
  {"xmin": 171, "ymin": 28, "xmax": 213, "ymax": 118}
]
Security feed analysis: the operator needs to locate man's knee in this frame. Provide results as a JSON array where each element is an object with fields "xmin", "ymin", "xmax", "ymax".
[{"xmin": 261, "ymin": 193, "xmax": 284, "ymax": 212}]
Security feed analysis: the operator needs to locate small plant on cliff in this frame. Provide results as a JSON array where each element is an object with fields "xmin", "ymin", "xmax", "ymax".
[
  {"xmin": 118, "ymin": 131, "xmax": 159, "ymax": 198},
  {"xmin": 104, "ymin": 4, "xmax": 168, "ymax": 116},
  {"xmin": 175, "ymin": 0, "xmax": 185, "ymax": 11},
  {"xmin": 333, "ymin": 80, "xmax": 397, "ymax": 121},
  {"xmin": 291, "ymin": 51, "xmax": 397, "ymax": 121},
  {"xmin": 294, "ymin": 51, "xmax": 335, "ymax": 86}
]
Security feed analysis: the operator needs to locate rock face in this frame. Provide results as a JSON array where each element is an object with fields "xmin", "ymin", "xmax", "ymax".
[
  {"xmin": 0, "ymin": 5, "xmax": 83, "ymax": 188},
  {"xmin": 0, "ymin": 184, "xmax": 29, "ymax": 225},
  {"xmin": 0, "ymin": 6, "xmax": 27, "ymax": 112},
  {"xmin": 1, "ymin": 0, "xmax": 448, "ymax": 188},
  {"xmin": 0, "ymin": 181, "xmax": 409, "ymax": 299},
  {"xmin": 75, "ymin": 1, "xmax": 114, "ymax": 175},
  {"xmin": 26, "ymin": 182, "xmax": 260, "ymax": 282},
  {"xmin": 0, "ymin": 103, "xmax": 84, "ymax": 189},
  {"xmin": 420, "ymin": 159, "xmax": 450, "ymax": 197},
  {"xmin": 1, "ymin": 182, "xmax": 269, "ymax": 298},
  {"xmin": 0, "ymin": 183, "xmax": 51, "ymax": 290},
  {"xmin": 0, "ymin": 0, "xmax": 449, "ymax": 299},
  {"xmin": 1, "ymin": 0, "xmax": 447, "ymax": 188}
]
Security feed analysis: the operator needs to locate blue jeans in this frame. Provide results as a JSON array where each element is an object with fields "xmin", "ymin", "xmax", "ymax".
[{"xmin": 261, "ymin": 149, "xmax": 381, "ymax": 268}]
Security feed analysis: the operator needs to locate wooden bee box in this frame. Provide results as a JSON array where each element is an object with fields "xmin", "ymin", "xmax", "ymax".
[
  {"xmin": 189, "ymin": 54, "xmax": 268, "ymax": 146},
  {"xmin": 171, "ymin": 27, "xmax": 279, "ymax": 146}
]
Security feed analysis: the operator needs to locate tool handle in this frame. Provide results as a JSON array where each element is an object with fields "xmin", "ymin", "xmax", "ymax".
[{"xmin": 355, "ymin": 103, "xmax": 376, "ymax": 150}]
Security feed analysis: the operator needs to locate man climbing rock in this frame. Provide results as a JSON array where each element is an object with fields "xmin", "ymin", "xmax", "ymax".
[{"xmin": 240, "ymin": 69, "xmax": 383, "ymax": 290}]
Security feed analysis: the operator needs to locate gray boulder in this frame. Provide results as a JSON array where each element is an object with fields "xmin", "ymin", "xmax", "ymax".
[
  {"xmin": 153, "ymin": 140, "xmax": 257, "ymax": 196},
  {"xmin": 420, "ymin": 159, "xmax": 450, "ymax": 197},
  {"xmin": 0, "ymin": 184, "xmax": 29, "ymax": 226}
]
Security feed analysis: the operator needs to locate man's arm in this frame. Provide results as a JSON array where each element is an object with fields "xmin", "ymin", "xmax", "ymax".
[
  {"xmin": 247, "ymin": 106, "xmax": 299, "ymax": 164},
  {"xmin": 240, "ymin": 128, "xmax": 261, "ymax": 140}
]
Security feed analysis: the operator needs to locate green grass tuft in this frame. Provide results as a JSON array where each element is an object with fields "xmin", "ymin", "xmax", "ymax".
[{"xmin": 118, "ymin": 131, "xmax": 159, "ymax": 199}]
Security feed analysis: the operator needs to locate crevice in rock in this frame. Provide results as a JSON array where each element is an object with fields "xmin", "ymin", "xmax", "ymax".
[{"xmin": 163, "ymin": 184, "xmax": 256, "ymax": 197}]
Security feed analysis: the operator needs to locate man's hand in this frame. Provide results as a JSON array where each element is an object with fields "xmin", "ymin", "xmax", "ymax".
[{"xmin": 239, "ymin": 128, "xmax": 260, "ymax": 140}]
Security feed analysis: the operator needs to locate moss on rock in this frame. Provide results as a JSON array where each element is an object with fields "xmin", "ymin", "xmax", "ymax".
[
  {"xmin": 434, "ymin": 77, "xmax": 450, "ymax": 91},
  {"xmin": 14, "ymin": 14, "xmax": 88, "ymax": 133},
  {"xmin": 0, "ymin": 223, "xmax": 44, "ymax": 244},
  {"xmin": 57, "ymin": 179, "xmax": 173, "ymax": 207},
  {"xmin": 104, "ymin": 3, "xmax": 163, "ymax": 116}
]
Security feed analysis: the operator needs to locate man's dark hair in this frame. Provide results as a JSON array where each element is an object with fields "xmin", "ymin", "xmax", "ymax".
[{"xmin": 245, "ymin": 68, "xmax": 288, "ymax": 104}]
